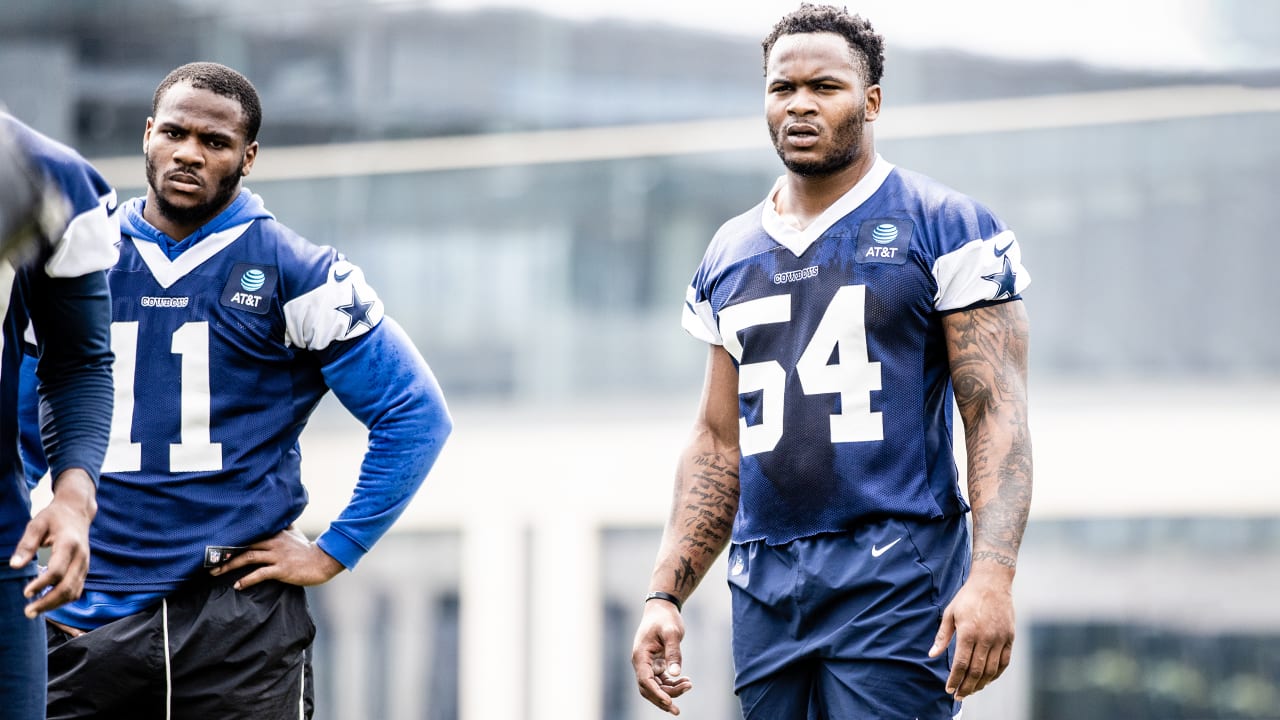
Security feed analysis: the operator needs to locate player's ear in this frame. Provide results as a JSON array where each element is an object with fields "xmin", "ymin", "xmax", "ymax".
[
  {"xmin": 143, "ymin": 117, "xmax": 154, "ymax": 152},
  {"xmin": 241, "ymin": 141, "xmax": 258, "ymax": 177},
  {"xmin": 864, "ymin": 85, "xmax": 881, "ymax": 122}
]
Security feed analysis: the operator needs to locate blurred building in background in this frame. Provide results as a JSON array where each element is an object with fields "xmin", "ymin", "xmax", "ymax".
[{"xmin": 4, "ymin": 1, "xmax": 1280, "ymax": 719}]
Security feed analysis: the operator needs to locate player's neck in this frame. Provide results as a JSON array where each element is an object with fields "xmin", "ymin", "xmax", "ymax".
[{"xmin": 775, "ymin": 149, "xmax": 876, "ymax": 231}]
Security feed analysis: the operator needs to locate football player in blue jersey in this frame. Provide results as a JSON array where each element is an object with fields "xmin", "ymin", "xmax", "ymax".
[
  {"xmin": 0, "ymin": 112, "xmax": 116, "ymax": 720},
  {"xmin": 27, "ymin": 63, "xmax": 452, "ymax": 719},
  {"xmin": 632, "ymin": 5, "xmax": 1033, "ymax": 718}
]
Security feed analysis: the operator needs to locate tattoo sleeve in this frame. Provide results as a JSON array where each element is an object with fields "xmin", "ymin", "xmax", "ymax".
[
  {"xmin": 652, "ymin": 446, "xmax": 740, "ymax": 599},
  {"xmin": 945, "ymin": 301, "xmax": 1033, "ymax": 570}
]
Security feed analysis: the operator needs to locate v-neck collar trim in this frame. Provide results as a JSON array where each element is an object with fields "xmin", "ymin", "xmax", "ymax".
[
  {"xmin": 761, "ymin": 155, "xmax": 895, "ymax": 256},
  {"xmin": 130, "ymin": 221, "xmax": 255, "ymax": 289}
]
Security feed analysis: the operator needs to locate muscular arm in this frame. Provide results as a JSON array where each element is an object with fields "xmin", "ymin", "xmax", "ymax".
[
  {"xmin": 633, "ymin": 344, "xmax": 740, "ymax": 715},
  {"xmin": 651, "ymin": 344, "xmax": 741, "ymax": 601},
  {"xmin": 215, "ymin": 317, "xmax": 452, "ymax": 589},
  {"xmin": 11, "ymin": 268, "xmax": 113, "ymax": 616},
  {"xmin": 947, "ymin": 300, "xmax": 1032, "ymax": 570},
  {"xmin": 931, "ymin": 299, "xmax": 1032, "ymax": 700}
]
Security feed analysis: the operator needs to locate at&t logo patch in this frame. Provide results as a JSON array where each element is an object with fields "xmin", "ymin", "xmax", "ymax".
[
  {"xmin": 220, "ymin": 263, "xmax": 278, "ymax": 315},
  {"xmin": 855, "ymin": 218, "xmax": 913, "ymax": 265}
]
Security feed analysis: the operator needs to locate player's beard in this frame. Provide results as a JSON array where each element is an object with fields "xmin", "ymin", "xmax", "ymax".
[
  {"xmin": 770, "ymin": 101, "xmax": 866, "ymax": 178},
  {"xmin": 145, "ymin": 152, "xmax": 245, "ymax": 232}
]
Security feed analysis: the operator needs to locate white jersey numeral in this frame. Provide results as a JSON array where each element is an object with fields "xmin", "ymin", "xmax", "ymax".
[
  {"xmin": 796, "ymin": 285, "xmax": 884, "ymax": 443},
  {"xmin": 102, "ymin": 321, "xmax": 141, "ymax": 472},
  {"xmin": 101, "ymin": 321, "xmax": 223, "ymax": 473},
  {"xmin": 718, "ymin": 285, "xmax": 884, "ymax": 457}
]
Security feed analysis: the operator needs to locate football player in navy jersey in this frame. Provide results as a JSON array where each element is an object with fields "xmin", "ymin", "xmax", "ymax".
[
  {"xmin": 28, "ymin": 63, "xmax": 452, "ymax": 719},
  {"xmin": 632, "ymin": 5, "xmax": 1032, "ymax": 718},
  {"xmin": 0, "ymin": 112, "xmax": 116, "ymax": 720}
]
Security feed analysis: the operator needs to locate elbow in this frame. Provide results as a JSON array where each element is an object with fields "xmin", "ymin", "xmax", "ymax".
[{"xmin": 406, "ymin": 377, "xmax": 453, "ymax": 450}]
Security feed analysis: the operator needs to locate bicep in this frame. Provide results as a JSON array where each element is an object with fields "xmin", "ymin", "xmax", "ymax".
[
  {"xmin": 942, "ymin": 300, "xmax": 1029, "ymax": 424},
  {"xmin": 694, "ymin": 344, "xmax": 740, "ymax": 451}
]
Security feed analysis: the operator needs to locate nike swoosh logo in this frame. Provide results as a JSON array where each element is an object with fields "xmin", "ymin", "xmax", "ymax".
[
  {"xmin": 334, "ymin": 268, "xmax": 353, "ymax": 282},
  {"xmin": 871, "ymin": 537, "xmax": 902, "ymax": 558},
  {"xmin": 993, "ymin": 236, "xmax": 1015, "ymax": 258}
]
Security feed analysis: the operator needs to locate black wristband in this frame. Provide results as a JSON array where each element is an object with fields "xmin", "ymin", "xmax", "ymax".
[{"xmin": 645, "ymin": 590, "xmax": 683, "ymax": 612}]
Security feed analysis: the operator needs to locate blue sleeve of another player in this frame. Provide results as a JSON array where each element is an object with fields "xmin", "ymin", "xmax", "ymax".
[
  {"xmin": 24, "ymin": 267, "xmax": 114, "ymax": 486},
  {"xmin": 18, "ymin": 352, "xmax": 47, "ymax": 488},
  {"xmin": 315, "ymin": 316, "xmax": 452, "ymax": 569}
]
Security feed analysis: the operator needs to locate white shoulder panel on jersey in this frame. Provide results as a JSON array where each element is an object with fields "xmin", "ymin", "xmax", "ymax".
[
  {"xmin": 931, "ymin": 230, "xmax": 1031, "ymax": 312},
  {"xmin": 44, "ymin": 191, "xmax": 119, "ymax": 278},
  {"xmin": 682, "ymin": 284, "xmax": 722, "ymax": 345},
  {"xmin": 283, "ymin": 259, "xmax": 385, "ymax": 351}
]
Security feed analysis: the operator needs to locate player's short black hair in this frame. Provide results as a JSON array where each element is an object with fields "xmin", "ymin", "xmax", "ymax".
[
  {"xmin": 762, "ymin": 4, "xmax": 885, "ymax": 87},
  {"xmin": 152, "ymin": 62, "xmax": 262, "ymax": 143}
]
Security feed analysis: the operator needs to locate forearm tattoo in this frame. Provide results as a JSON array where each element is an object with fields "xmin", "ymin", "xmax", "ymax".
[
  {"xmin": 972, "ymin": 550, "xmax": 1018, "ymax": 569},
  {"xmin": 947, "ymin": 303, "xmax": 1033, "ymax": 565},
  {"xmin": 671, "ymin": 452, "xmax": 739, "ymax": 594}
]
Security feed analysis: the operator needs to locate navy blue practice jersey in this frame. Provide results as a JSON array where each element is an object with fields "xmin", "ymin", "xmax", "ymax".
[
  {"xmin": 682, "ymin": 157, "xmax": 1029, "ymax": 545},
  {"xmin": 91, "ymin": 189, "xmax": 385, "ymax": 592}
]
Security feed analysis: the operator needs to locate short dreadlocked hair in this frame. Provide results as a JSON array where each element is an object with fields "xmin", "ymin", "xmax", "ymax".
[
  {"xmin": 762, "ymin": 4, "xmax": 885, "ymax": 87},
  {"xmin": 152, "ymin": 62, "xmax": 262, "ymax": 143}
]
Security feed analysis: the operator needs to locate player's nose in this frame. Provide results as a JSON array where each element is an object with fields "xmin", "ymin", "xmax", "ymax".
[{"xmin": 171, "ymin": 137, "xmax": 204, "ymax": 167}]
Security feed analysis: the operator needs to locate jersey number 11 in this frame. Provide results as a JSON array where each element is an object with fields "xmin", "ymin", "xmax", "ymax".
[{"xmin": 101, "ymin": 321, "xmax": 224, "ymax": 473}]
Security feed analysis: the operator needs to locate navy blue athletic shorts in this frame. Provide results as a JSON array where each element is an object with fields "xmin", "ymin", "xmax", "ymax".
[
  {"xmin": 45, "ymin": 567, "xmax": 315, "ymax": 720},
  {"xmin": 728, "ymin": 515, "xmax": 969, "ymax": 720}
]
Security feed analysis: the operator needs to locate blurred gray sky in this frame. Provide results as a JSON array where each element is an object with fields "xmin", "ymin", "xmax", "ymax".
[{"xmin": 418, "ymin": 0, "xmax": 1280, "ymax": 71}]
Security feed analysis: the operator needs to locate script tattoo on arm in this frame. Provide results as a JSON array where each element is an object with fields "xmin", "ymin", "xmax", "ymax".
[
  {"xmin": 670, "ymin": 452, "xmax": 740, "ymax": 594},
  {"xmin": 945, "ymin": 301, "xmax": 1033, "ymax": 570}
]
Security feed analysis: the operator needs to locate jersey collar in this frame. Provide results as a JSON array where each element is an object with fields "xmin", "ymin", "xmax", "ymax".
[{"xmin": 761, "ymin": 154, "xmax": 895, "ymax": 257}]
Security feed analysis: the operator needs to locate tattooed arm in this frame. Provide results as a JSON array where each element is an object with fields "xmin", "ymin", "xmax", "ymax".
[
  {"xmin": 929, "ymin": 299, "xmax": 1033, "ymax": 701},
  {"xmin": 633, "ymin": 345, "xmax": 741, "ymax": 716}
]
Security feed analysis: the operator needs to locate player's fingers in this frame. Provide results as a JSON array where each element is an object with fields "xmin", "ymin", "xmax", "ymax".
[
  {"xmin": 954, "ymin": 639, "xmax": 993, "ymax": 700},
  {"xmin": 930, "ymin": 607, "xmax": 956, "ymax": 658},
  {"xmin": 658, "ymin": 622, "xmax": 684, "ymax": 677},
  {"xmin": 972, "ymin": 641, "xmax": 1013, "ymax": 695},
  {"xmin": 997, "ymin": 641, "xmax": 1013, "ymax": 677},
  {"xmin": 661, "ymin": 676, "xmax": 694, "ymax": 698},
  {"xmin": 24, "ymin": 576, "xmax": 78, "ymax": 617},
  {"xmin": 18, "ymin": 568, "xmax": 56, "ymax": 607},
  {"xmin": 636, "ymin": 672, "xmax": 680, "ymax": 715},
  {"xmin": 633, "ymin": 631, "xmax": 682, "ymax": 715},
  {"xmin": 22, "ymin": 551, "xmax": 86, "ymax": 618},
  {"xmin": 945, "ymin": 633, "xmax": 973, "ymax": 697},
  {"xmin": 231, "ymin": 565, "xmax": 276, "ymax": 591},
  {"xmin": 211, "ymin": 547, "xmax": 273, "ymax": 575},
  {"xmin": 9, "ymin": 519, "xmax": 48, "ymax": 569}
]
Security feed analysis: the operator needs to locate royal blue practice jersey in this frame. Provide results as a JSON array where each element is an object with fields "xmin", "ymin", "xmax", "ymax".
[
  {"xmin": 46, "ymin": 189, "xmax": 449, "ymax": 610},
  {"xmin": 682, "ymin": 156, "xmax": 1029, "ymax": 545},
  {"xmin": 0, "ymin": 113, "xmax": 116, "ymax": 574}
]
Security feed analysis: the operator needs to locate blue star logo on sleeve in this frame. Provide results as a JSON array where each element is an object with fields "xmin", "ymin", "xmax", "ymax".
[
  {"xmin": 336, "ymin": 286, "xmax": 376, "ymax": 335},
  {"xmin": 982, "ymin": 255, "xmax": 1019, "ymax": 299}
]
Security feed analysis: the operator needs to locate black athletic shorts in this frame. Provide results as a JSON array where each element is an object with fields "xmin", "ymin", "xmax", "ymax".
[{"xmin": 46, "ymin": 568, "xmax": 316, "ymax": 720}]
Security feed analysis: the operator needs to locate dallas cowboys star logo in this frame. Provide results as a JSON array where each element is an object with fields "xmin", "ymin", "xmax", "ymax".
[
  {"xmin": 336, "ymin": 286, "xmax": 376, "ymax": 335},
  {"xmin": 982, "ymin": 255, "xmax": 1018, "ymax": 299}
]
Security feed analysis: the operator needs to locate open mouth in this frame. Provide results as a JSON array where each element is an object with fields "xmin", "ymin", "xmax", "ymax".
[{"xmin": 785, "ymin": 124, "xmax": 820, "ymax": 148}]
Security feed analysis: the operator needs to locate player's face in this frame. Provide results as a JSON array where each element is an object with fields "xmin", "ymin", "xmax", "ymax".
[
  {"xmin": 765, "ymin": 32, "xmax": 879, "ymax": 177},
  {"xmin": 144, "ymin": 83, "xmax": 257, "ymax": 235}
]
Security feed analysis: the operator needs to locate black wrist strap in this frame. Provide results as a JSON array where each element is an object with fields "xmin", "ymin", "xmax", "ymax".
[{"xmin": 645, "ymin": 590, "xmax": 683, "ymax": 612}]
